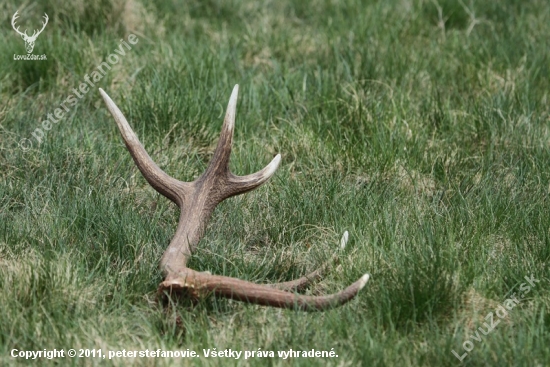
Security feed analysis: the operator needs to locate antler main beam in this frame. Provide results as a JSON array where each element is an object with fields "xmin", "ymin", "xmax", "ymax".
[{"xmin": 99, "ymin": 85, "xmax": 369, "ymax": 311}]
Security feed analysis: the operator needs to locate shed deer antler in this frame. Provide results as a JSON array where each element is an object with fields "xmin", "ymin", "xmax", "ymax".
[{"xmin": 99, "ymin": 85, "xmax": 369, "ymax": 311}]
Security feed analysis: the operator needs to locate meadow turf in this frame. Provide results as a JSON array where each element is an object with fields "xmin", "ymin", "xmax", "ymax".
[{"xmin": 1, "ymin": 0, "xmax": 550, "ymax": 366}]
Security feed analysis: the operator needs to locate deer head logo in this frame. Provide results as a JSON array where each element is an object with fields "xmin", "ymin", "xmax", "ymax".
[{"xmin": 11, "ymin": 11, "xmax": 49, "ymax": 54}]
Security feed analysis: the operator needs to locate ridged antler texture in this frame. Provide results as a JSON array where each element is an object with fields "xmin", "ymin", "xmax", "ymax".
[{"xmin": 99, "ymin": 85, "xmax": 369, "ymax": 311}]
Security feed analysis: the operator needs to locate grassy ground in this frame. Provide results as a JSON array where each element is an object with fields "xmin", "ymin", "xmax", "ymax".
[{"xmin": 1, "ymin": 0, "xmax": 550, "ymax": 365}]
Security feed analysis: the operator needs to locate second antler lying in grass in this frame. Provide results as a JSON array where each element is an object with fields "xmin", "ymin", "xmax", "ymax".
[{"xmin": 99, "ymin": 85, "xmax": 369, "ymax": 311}]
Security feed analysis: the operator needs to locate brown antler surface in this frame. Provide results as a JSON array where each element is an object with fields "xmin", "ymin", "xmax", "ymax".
[{"xmin": 99, "ymin": 85, "xmax": 369, "ymax": 311}]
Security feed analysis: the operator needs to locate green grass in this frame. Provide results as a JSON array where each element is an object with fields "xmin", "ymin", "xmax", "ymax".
[{"xmin": 1, "ymin": 0, "xmax": 550, "ymax": 365}]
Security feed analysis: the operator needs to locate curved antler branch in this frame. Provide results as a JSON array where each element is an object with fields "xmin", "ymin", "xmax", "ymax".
[
  {"xmin": 225, "ymin": 154, "xmax": 281, "ymax": 197},
  {"xmin": 100, "ymin": 85, "xmax": 369, "ymax": 311},
  {"xmin": 99, "ymin": 88, "xmax": 190, "ymax": 205}
]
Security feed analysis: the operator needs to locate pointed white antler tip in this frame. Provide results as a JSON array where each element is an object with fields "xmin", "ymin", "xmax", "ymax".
[
  {"xmin": 340, "ymin": 231, "xmax": 349, "ymax": 249},
  {"xmin": 99, "ymin": 88, "xmax": 117, "ymax": 111},
  {"xmin": 98, "ymin": 88, "xmax": 109, "ymax": 100},
  {"xmin": 98, "ymin": 88, "xmax": 137, "ymax": 142},
  {"xmin": 224, "ymin": 85, "xmax": 240, "ymax": 131},
  {"xmin": 358, "ymin": 274, "xmax": 370, "ymax": 289},
  {"xmin": 262, "ymin": 154, "xmax": 281, "ymax": 178},
  {"xmin": 229, "ymin": 85, "xmax": 239, "ymax": 104}
]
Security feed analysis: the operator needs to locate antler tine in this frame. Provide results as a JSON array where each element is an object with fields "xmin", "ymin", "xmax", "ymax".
[
  {"xmin": 268, "ymin": 231, "xmax": 349, "ymax": 292},
  {"xmin": 226, "ymin": 154, "xmax": 281, "ymax": 197},
  {"xmin": 204, "ymin": 85, "xmax": 239, "ymax": 176},
  {"xmin": 99, "ymin": 88, "xmax": 190, "ymax": 206}
]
